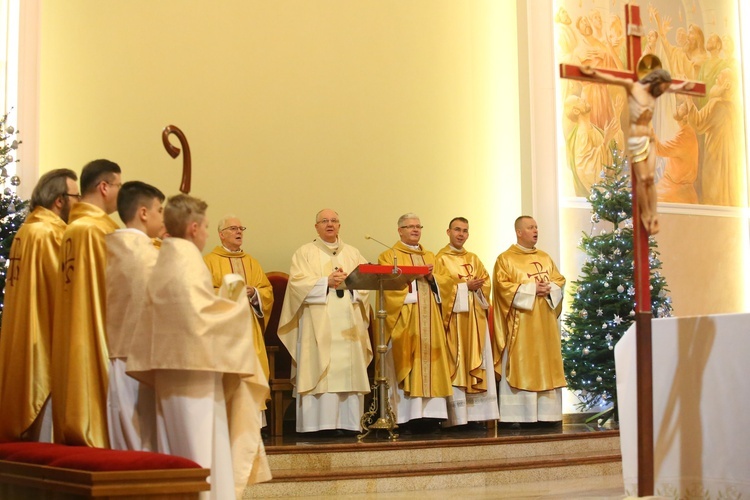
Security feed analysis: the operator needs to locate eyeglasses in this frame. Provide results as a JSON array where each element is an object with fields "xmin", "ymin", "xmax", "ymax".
[
  {"xmin": 316, "ymin": 219, "xmax": 340, "ymax": 225},
  {"xmin": 103, "ymin": 181, "xmax": 123, "ymax": 189},
  {"xmin": 399, "ymin": 225, "xmax": 423, "ymax": 230},
  {"xmin": 62, "ymin": 193, "xmax": 82, "ymax": 200},
  {"xmin": 221, "ymin": 226, "xmax": 246, "ymax": 232}
]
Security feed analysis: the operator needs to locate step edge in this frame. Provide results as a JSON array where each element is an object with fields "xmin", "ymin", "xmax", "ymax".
[
  {"xmin": 266, "ymin": 429, "xmax": 620, "ymax": 455},
  {"xmin": 266, "ymin": 452, "xmax": 622, "ymax": 483}
]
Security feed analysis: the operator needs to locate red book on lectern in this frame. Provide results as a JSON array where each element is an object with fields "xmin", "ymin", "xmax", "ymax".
[{"xmin": 338, "ymin": 264, "xmax": 429, "ymax": 291}]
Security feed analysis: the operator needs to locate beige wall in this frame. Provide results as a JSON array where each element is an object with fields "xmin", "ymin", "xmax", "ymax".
[
  {"xmin": 33, "ymin": 0, "xmax": 750, "ymax": 316},
  {"xmin": 560, "ymin": 206, "xmax": 749, "ymax": 316},
  {"xmin": 656, "ymin": 211, "xmax": 749, "ymax": 315},
  {"xmin": 37, "ymin": 0, "xmax": 522, "ymax": 272}
]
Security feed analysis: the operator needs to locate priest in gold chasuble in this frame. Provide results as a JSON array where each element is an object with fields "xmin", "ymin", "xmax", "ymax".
[
  {"xmin": 378, "ymin": 213, "xmax": 454, "ymax": 425},
  {"xmin": 0, "ymin": 169, "xmax": 79, "ymax": 442},
  {"xmin": 492, "ymin": 216, "xmax": 567, "ymax": 423},
  {"xmin": 52, "ymin": 160, "xmax": 122, "ymax": 447},
  {"xmin": 203, "ymin": 216, "xmax": 273, "ymax": 384},
  {"xmin": 435, "ymin": 217, "xmax": 499, "ymax": 427},
  {"xmin": 278, "ymin": 209, "xmax": 372, "ymax": 433}
]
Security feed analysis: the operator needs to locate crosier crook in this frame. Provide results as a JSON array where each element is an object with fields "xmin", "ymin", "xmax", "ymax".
[{"xmin": 162, "ymin": 125, "xmax": 192, "ymax": 194}]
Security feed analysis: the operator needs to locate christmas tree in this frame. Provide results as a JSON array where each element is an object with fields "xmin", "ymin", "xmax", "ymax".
[
  {"xmin": 0, "ymin": 111, "xmax": 29, "ymax": 325},
  {"xmin": 561, "ymin": 148, "xmax": 673, "ymax": 421}
]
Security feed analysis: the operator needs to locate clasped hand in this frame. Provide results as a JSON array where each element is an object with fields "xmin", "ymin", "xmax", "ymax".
[
  {"xmin": 466, "ymin": 278, "xmax": 485, "ymax": 291},
  {"xmin": 536, "ymin": 281, "xmax": 552, "ymax": 297},
  {"xmin": 328, "ymin": 269, "xmax": 348, "ymax": 288}
]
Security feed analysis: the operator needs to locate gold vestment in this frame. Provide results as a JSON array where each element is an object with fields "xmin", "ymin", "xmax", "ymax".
[
  {"xmin": 204, "ymin": 246, "xmax": 273, "ymax": 381},
  {"xmin": 0, "ymin": 207, "xmax": 65, "ymax": 441},
  {"xmin": 378, "ymin": 242, "xmax": 454, "ymax": 398},
  {"xmin": 492, "ymin": 244, "xmax": 567, "ymax": 392},
  {"xmin": 435, "ymin": 245, "xmax": 492, "ymax": 393},
  {"xmin": 51, "ymin": 202, "xmax": 118, "ymax": 447}
]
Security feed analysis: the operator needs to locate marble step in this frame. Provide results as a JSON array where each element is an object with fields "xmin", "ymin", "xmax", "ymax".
[
  {"xmin": 266, "ymin": 431, "xmax": 620, "ymax": 471},
  {"xmin": 245, "ymin": 430, "xmax": 621, "ymax": 498}
]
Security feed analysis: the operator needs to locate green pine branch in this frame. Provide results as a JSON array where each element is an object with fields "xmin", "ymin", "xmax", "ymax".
[{"xmin": 561, "ymin": 147, "xmax": 673, "ymax": 418}]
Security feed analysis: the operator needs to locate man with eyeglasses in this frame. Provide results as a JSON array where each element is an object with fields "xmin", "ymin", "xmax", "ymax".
[
  {"xmin": 52, "ymin": 159, "xmax": 122, "ymax": 447},
  {"xmin": 435, "ymin": 217, "xmax": 500, "ymax": 428},
  {"xmin": 0, "ymin": 169, "xmax": 79, "ymax": 442},
  {"xmin": 378, "ymin": 213, "xmax": 454, "ymax": 433},
  {"xmin": 278, "ymin": 208, "xmax": 372, "ymax": 435},
  {"xmin": 204, "ymin": 215, "xmax": 273, "ymax": 426}
]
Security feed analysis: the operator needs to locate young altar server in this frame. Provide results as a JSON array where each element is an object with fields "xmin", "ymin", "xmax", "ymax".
[
  {"xmin": 126, "ymin": 194, "xmax": 271, "ymax": 499},
  {"xmin": 105, "ymin": 181, "xmax": 165, "ymax": 451}
]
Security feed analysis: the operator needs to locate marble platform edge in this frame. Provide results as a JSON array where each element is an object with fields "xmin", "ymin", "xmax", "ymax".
[
  {"xmin": 266, "ymin": 448, "xmax": 622, "ymax": 482},
  {"xmin": 265, "ymin": 428, "xmax": 619, "ymax": 454},
  {"xmin": 267, "ymin": 435, "xmax": 620, "ymax": 472},
  {"xmin": 244, "ymin": 462, "xmax": 624, "ymax": 498}
]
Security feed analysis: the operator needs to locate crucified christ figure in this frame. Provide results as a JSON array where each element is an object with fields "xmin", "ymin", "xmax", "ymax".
[{"xmin": 580, "ymin": 66, "xmax": 694, "ymax": 234}]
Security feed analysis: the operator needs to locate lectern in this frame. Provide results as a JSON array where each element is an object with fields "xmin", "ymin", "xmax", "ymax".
[{"xmin": 339, "ymin": 263, "xmax": 429, "ymax": 440}]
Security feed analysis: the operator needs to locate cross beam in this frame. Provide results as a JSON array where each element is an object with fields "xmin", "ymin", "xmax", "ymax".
[{"xmin": 560, "ymin": 65, "xmax": 706, "ymax": 97}]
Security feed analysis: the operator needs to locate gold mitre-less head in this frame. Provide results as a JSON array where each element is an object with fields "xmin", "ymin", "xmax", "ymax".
[{"xmin": 637, "ymin": 54, "xmax": 663, "ymax": 80}]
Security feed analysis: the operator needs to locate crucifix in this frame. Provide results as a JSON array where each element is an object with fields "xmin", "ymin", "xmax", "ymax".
[{"xmin": 559, "ymin": 4, "xmax": 705, "ymax": 496}]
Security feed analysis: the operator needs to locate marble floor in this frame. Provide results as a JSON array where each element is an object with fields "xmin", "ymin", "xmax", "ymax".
[
  {"xmin": 257, "ymin": 421, "xmax": 627, "ymax": 499},
  {"xmin": 291, "ymin": 474, "xmax": 626, "ymax": 499}
]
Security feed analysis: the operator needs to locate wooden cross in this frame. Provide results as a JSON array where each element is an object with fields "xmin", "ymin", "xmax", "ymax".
[{"xmin": 559, "ymin": 4, "xmax": 705, "ymax": 496}]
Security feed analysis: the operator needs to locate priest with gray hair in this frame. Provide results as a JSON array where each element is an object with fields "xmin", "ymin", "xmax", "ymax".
[{"xmin": 278, "ymin": 208, "xmax": 372, "ymax": 434}]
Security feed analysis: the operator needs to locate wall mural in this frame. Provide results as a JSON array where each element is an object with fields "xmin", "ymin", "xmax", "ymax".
[{"xmin": 555, "ymin": 0, "xmax": 747, "ymax": 207}]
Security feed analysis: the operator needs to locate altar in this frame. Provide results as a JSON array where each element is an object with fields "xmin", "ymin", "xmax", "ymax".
[{"xmin": 615, "ymin": 313, "xmax": 750, "ymax": 497}]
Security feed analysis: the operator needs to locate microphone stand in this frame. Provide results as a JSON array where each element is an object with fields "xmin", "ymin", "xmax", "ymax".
[
  {"xmin": 365, "ymin": 234, "xmax": 398, "ymax": 274},
  {"xmin": 359, "ymin": 236, "xmax": 400, "ymax": 439}
]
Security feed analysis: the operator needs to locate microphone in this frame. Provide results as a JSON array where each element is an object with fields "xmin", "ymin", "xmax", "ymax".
[
  {"xmin": 365, "ymin": 235, "xmax": 398, "ymax": 274},
  {"xmin": 333, "ymin": 267, "xmax": 345, "ymax": 298}
]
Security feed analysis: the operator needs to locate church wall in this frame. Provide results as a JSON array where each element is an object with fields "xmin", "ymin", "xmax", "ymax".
[
  {"xmin": 33, "ymin": 1, "xmax": 748, "ymax": 319},
  {"xmin": 30, "ymin": 0, "xmax": 749, "ymax": 423},
  {"xmin": 560, "ymin": 204, "xmax": 749, "ymax": 316},
  {"xmin": 656, "ymin": 210, "xmax": 748, "ymax": 315},
  {"xmin": 36, "ymin": 0, "xmax": 524, "ymax": 272}
]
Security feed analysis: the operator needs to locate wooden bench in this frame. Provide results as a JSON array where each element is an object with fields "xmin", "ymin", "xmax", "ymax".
[{"xmin": 0, "ymin": 442, "xmax": 209, "ymax": 499}]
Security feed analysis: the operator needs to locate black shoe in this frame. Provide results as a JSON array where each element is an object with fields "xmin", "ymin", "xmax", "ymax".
[
  {"xmin": 298, "ymin": 429, "xmax": 339, "ymax": 438},
  {"xmin": 535, "ymin": 420, "xmax": 562, "ymax": 428},
  {"xmin": 406, "ymin": 418, "xmax": 442, "ymax": 434},
  {"xmin": 397, "ymin": 421, "xmax": 413, "ymax": 435},
  {"xmin": 497, "ymin": 421, "xmax": 522, "ymax": 430},
  {"xmin": 466, "ymin": 421, "xmax": 488, "ymax": 431}
]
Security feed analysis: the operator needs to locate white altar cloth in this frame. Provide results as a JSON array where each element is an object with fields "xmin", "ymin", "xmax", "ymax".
[{"xmin": 615, "ymin": 313, "xmax": 750, "ymax": 498}]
